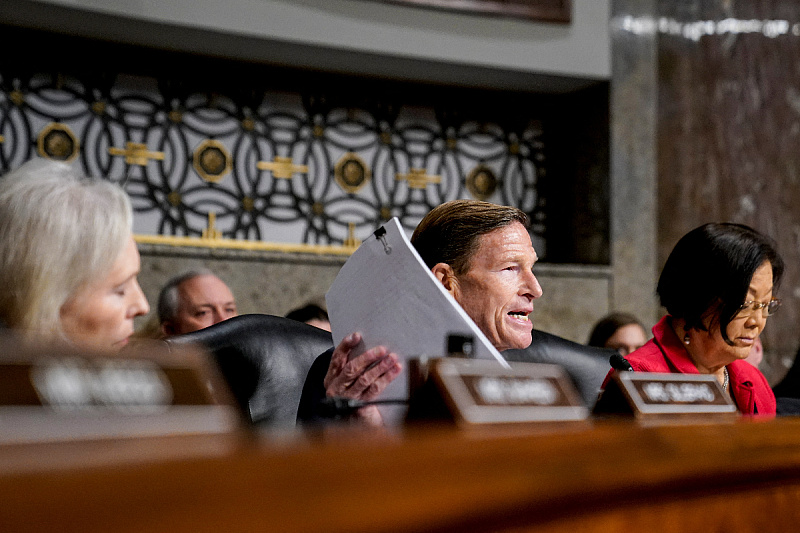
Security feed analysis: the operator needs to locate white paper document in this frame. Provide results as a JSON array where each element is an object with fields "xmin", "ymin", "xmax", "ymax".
[{"xmin": 326, "ymin": 217, "xmax": 508, "ymax": 409}]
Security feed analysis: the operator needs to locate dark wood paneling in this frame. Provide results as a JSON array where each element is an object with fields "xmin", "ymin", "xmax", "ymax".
[{"xmin": 4, "ymin": 419, "xmax": 800, "ymax": 531}]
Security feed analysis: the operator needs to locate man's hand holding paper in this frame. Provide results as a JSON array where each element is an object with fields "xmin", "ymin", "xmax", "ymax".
[{"xmin": 323, "ymin": 332, "xmax": 401, "ymax": 425}]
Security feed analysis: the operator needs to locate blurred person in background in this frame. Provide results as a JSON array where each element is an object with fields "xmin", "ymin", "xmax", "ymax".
[
  {"xmin": 286, "ymin": 302, "xmax": 331, "ymax": 332},
  {"xmin": 158, "ymin": 269, "xmax": 238, "ymax": 336},
  {"xmin": 588, "ymin": 312, "xmax": 648, "ymax": 356}
]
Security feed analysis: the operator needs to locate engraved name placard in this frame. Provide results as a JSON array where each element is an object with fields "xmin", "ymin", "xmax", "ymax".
[
  {"xmin": 30, "ymin": 358, "xmax": 174, "ymax": 411},
  {"xmin": 593, "ymin": 371, "xmax": 738, "ymax": 418},
  {"xmin": 430, "ymin": 358, "xmax": 588, "ymax": 425},
  {"xmin": 0, "ymin": 336, "xmax": 241, "ymax": 443}
]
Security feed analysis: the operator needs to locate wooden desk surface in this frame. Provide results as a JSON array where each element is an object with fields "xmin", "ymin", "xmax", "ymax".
[{"xmin": 3, "ymin": 417, "xmax": 800, "ymax": 533}]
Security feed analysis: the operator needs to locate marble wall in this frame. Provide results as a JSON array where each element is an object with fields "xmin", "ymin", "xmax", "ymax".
[
  {"xmin": 610, "ymin": 0, "xmax": 659, "ymax": 333},
  {"xmin": 613, "ymin": 0, "xmax": 800, "ymax": 382}
]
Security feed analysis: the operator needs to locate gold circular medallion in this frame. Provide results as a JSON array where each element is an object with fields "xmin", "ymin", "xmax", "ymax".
[
  {"xmin": 466, "ymin": 164, "xmax": 498, "ymax": 201},
  {"xmin": 37, "ymin": 123, "xmax": 79, "ymax": 162},
  {"xmin": 193, "ymin": 139, "xmax": 232, "ymax": 183},
  {"xmin": 334, "ymin": 152, "xmax": 371, "ymax": 194}
]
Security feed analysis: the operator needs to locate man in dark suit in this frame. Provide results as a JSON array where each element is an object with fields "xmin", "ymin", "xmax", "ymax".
[{"xmin": 308, "ymin": 200, "xmax": 543, "ymax": 426}]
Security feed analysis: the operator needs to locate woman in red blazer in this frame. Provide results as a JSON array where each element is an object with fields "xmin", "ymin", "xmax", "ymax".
[{"xmin": 603, "ymin": 223, "xmax": 783, "ymax": 416}]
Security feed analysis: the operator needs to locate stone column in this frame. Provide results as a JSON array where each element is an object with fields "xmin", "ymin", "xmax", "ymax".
[{"xmin": 610, "ymin": 0, "xmax": 660, "ymax": 327}]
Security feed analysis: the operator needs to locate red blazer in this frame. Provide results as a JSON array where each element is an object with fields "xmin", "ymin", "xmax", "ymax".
[{"xmin": 602, "ymin": 316, "xmax": 776, "ymax": 417}]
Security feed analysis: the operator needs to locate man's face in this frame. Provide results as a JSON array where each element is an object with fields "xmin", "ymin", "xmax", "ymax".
[
  {"xmin": 447, "ymin": 221, "xmax": 542, "ymax": 351},
  {"xmin": 165, "ymin": 274, "xmax": 238, "ymax": 335}
]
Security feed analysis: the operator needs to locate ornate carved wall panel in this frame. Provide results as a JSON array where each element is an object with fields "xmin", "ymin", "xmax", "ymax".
[
  {"xmin": 0, "ymin": 27, "xmax": 609, "ymax": 264},
  {"xmin": 0, "ymin": 72, "xmax": 549, "ymax": 250}
]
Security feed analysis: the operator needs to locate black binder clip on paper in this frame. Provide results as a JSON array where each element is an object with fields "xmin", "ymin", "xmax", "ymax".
[{"xmin": 374, "ymin": 226, "xmax": 392, "ymax": 255}]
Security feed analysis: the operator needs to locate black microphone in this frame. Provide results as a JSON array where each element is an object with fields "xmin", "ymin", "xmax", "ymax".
[
  {"xmin": 609, "ymin": 353, "xmax": 634, "ymax": 372},
  {"xmin": 318, "ymin": 396, "xmax": 408, "ymax": 419}
]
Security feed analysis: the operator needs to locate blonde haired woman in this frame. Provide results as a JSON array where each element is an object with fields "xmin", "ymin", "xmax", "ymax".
[{"xmin": 0, "ymin": 158, "xmax": 149, "ymax": 351}]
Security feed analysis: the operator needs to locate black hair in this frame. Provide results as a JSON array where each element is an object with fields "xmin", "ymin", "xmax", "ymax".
[
  {"xmin": 587, "ymin": 312, "xmax": 645, "ymax": 348},
  {"xmin": 657, "ymin": 223, "xmax": 784, "ymax": 344},
  {"xmin": 286, "ymin": 303, "xmax": 329, "ymax": 324}
]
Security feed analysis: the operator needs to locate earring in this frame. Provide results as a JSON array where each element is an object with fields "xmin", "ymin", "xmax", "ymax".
[{"xmin": 683, "ymin": 334, "xmax": 690, "ymax": 345}]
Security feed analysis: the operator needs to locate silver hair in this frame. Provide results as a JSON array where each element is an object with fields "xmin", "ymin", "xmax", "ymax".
[
  {"xmin": 157, "ymin": 268, "xmax": 216, "ymax": 324},
  {"xmin": 0, "ymin": 158, "xmax": 132, "ymax": 341}
]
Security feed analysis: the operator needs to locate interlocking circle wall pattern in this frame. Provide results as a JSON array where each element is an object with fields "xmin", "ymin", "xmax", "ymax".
[{"xmin": 0, "ymin": 72, "xmax": 547, "ymax": 249}]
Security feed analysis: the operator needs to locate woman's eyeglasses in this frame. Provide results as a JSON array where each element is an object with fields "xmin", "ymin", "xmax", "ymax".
[{"xmin": 736, "ymin": 298, "xmax": 781, "ymax": 318}]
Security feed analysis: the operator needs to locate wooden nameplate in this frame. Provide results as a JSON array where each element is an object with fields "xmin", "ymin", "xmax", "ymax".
[
  {"xmin": 0, "ymin": 335, "xmax": 241, "ymax": 443},
  {"xmin": 416, "ymin": 358, "xmax": 588, "ymax": 426},
  {"xmin": 593, "ymin": 371, "xmax": 739, "ymax": 419}
]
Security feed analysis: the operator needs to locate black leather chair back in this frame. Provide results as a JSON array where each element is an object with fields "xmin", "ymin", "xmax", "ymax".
[
  {"xmin": 773, "ymin": 347, "xmax": 800, "ymax": 400},
  {"xmin": 503, "ymin": 329, "xmax": 615, "ymax": 407},
  {"xmin": 165, "ymin": 314, "xmax": 333, "ymax": 427},
  {"xmin": 773, "ymin": 346, "xmax": 800, "ymax": 415}
]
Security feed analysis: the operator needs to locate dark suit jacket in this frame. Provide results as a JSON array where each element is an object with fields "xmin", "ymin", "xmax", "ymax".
[{"xmin": 296, "ymin": 330, "xmax": 614, "ymax": 423}]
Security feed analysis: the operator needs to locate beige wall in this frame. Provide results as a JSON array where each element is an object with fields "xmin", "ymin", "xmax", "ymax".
[{"xmin": 136, "ymin": 243, "xmax": 612, "ymax": 345}]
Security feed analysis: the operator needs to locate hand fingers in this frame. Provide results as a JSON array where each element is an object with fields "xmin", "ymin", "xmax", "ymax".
[
  {"xmin": 326, "ymin": 345, "xmax": 388, "ymax": 396},
  {"xmin": 345, "ymin": 352, "xmax": 402, "ymax": 400},
  {"xmin": 345, "ymin": 345, "xmax": 391, "ymax": 377},
  {"xmin": 325, "ymin": 345, "xmax": 400, "ymax": 399},
  {"xmin": 324, "ymin": 333, "xmax": 362, "ymax": 389}
]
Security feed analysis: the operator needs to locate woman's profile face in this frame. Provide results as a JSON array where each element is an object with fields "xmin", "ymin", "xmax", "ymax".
[
  {"xmin": 59, "ymin": 237, "xmax": 150, "ymax": 352},
  {"xmin": 690, "ymin": 261, "xmax": 773, "ymax": 370}
]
